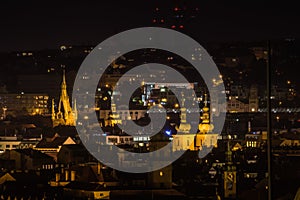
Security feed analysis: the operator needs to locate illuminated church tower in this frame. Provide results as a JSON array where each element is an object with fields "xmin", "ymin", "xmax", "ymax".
[
  {"xmin": 52, "ymin": 70, "xmax": 77, "ymax": 127},
  {"xmin": 194, "ymin": 93, "xmax": 218, "ymax": 151},
  {"xmin": 172, "ymin": 93, "xmax": 218, "ymax": 152},
  {"xmin": 105, "ymin": 101, "xmax": 122, "ymax": 127},
  {"xmin": 176, "ymin": 93, "xmax": 191, "ymax": 134},
  {"xmin": 172, "ymin": 92, "xmax": 193, "ymax": 151},
  {"xmin": 198, "ymin": 93, "xmax": 214, "ymax": 133}
]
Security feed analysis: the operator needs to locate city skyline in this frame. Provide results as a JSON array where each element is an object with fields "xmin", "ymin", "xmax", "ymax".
[{"xmin": 1, "ymin": 1, "xmax": 300, "ymax": 199}]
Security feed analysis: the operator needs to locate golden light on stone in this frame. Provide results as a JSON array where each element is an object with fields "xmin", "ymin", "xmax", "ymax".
[
  {"xmin": 199, "ymin": 123, "xmax": 214, "ymax": 133},
  {"xmin": 52, "ymin": 70, "xmax": 77, "ymax": 127}
]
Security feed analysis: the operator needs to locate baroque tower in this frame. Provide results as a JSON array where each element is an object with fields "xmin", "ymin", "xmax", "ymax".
[
  {"xmin": 52, "ymin": 70, "xmax": 77, "ymax": 127},
  {"xmin": 194, "ymin": 93, "xmax": 218, "ymax": 152},
  {"xmin": 198, "ymin": 93, "xmax": 214, "ymax": 133},
  {"xmin": 175, "ymin": 91, "xmax": 191, "ymax": 133}
]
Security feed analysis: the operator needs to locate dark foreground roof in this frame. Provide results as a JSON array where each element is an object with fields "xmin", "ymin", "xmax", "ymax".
[{"xmin": 64, "ymin": 181, "xmax": 108, "ymax": 191}]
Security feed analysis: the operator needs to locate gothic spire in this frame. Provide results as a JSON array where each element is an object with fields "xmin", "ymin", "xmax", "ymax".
[
  {"xmin": 61, "ymin": 68, "xmax": 67, "ymax": 91},
  {"xmin": 52, "ymin": 68, "xmax": 76, "ymax": 127}
]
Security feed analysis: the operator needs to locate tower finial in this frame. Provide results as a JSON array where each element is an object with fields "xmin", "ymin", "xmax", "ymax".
[
  {"xmin": 175, "ymin": 91, "xmax": 191, "ymax": 133},
  {"xmin": 62, "ymin": 68, "xmax": 66, "ymax": 84},
  {"xmin": 52, "ymin": 67, "xmax": 76, "ymax": 127},
  {"xmin": 204, "ymin": 93, "xmax": 208, "ymax": 107},
  {"xmin": 198, "ymin": 92, "xmax": 214, "ymax": 133},
  {"xmin": 60, "ymin": 67, "xmax": 67, "ymax": 93}
]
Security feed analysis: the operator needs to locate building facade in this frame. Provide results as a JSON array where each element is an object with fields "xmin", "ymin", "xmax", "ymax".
[{"xmin": 0, "ymin": 93, "xmax": 49, "ymax": 118}]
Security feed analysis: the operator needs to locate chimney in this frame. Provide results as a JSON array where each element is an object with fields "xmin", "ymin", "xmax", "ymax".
[
  {"xmin": 65, "ymin": 170, "xmax": 69, "ymax": 181},
  {"xmin": 55, "ymin": 173, "xmax": 60, "ymax": 182},
  {"xmin": 71, "ymin": 171, "xmax": 76, "ymax": 181},
  {"xmin": 97, "ymin": 162, "xmax": 101, "ymax": 175}
]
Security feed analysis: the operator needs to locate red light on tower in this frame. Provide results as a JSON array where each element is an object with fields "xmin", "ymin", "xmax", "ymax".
[
  {"xmin": 174, "ymin": 7, "xmax": 179, "ymax": 11},
  {"xmin": 160, "ymin": 19, "xmax": 164, "ymax": 23},
  {"xmin": 171, "ymin": 25, "xmax": 176, "ymax": 29},
  {"xmin": 179, "ymin": 25, "xmax": 184, "ymax": 29},
  {"xmin": 152, "ymin": 19, "xmax": 157, "ymax": 23}
]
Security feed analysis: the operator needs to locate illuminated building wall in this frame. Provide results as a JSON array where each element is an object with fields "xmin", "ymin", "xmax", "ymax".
[{"xmin": 0, "ymin": 93, "xmax": 49, "ymax": 118}]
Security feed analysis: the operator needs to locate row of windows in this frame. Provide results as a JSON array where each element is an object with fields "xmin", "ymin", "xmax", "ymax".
[
  {"xmin": 174, "ymin": 139, "xmax": 193, "ymax": 146},
  {"xmin": 228, "ymin": 103, "xmax": 243, "ymax": 107},
  {"xmin": 246, "ymin": 141, "xmax": 258, "ymax": 147},
  {"xmin": 107, "ymin": 137, "xmax": 134, "ymax": 144},
  {"xmin": 1, "ymin": 96, "xmax": 48, "ymax": 100},
  {"xmin": 0, "ymin": 144, "xmax": 18, "ymax": 148},
  {"xmin": 42, "ymin": 164, "xmax": 54, "ymax": 170},
  {"xmin": 3, "ymin": 101, "xmax": 48, "ymax": 105},
  {"xmin": 108, "ymin": 111, "xmax": 140, "ymax": 115}
]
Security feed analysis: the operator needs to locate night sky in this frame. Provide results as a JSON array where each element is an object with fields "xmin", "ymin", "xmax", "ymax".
[{"xmin": 1, "ymin": 0, "xmax": 300, "ymax": 52}]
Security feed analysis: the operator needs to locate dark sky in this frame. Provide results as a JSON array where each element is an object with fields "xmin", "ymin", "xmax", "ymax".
[{"xmin": 1, "ymin": 0, "xmax": 300, "ymax": 52}]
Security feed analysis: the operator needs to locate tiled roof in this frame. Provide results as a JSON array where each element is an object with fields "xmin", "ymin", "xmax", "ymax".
[
  {"xmin": 13, "ymin": 149, "xmax": 53, "ymax": 160},
  {"xmin": 35, "ymin": 136, "xmax": 71, "ymax": 148},
  {"xmin": 60, "ymin": 144, "xmax": 85, "ymax": 151},
  {"xmin": 280, "ymin": 132, "xmax": 300, "ymax": 140},
  {"xmin": 64, "ymin": 181, "xmax": 108, "ymax": 191},
  {"xmin": 5, "ymin": 172, "xmax": 47, "ymax": 184}
]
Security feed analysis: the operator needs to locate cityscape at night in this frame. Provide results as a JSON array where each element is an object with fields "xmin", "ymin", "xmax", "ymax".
[{"xmin": 0, "ymin": 0, "xmax": 300, "ymax": 199}]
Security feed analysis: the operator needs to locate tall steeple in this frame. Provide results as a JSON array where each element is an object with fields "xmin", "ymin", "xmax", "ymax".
[
  {"xmin": 62, "ymin": 69, "xmax": 66, "ymax": 85},
  {"xmin": 52, "ymin": 69, "xmax": 77, "ymax": 127}
]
